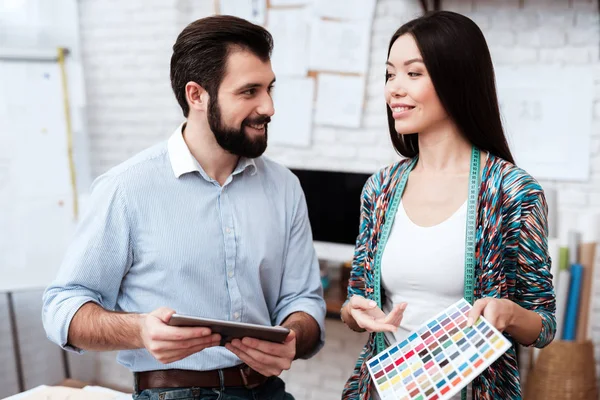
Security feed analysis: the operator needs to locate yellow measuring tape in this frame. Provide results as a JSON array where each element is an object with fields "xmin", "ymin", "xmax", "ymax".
[{"xmin": 57, "ymin": 47, "xmax": 78, "ymax": 220}]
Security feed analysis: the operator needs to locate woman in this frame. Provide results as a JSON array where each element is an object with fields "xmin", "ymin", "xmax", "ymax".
[{"xmin": 340, "ymin": 11, "xmax": 556, "ymax": 400}]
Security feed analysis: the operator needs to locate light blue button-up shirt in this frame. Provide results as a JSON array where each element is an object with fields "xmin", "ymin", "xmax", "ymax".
[{"xmin": 42, "ymin": 124, "xmax": 326, "ymax": 372}]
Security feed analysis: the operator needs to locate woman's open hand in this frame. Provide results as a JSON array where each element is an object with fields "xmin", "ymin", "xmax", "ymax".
[{"xmin": 347, "ymin": 295, "xmax": 407, "ymax": 333}]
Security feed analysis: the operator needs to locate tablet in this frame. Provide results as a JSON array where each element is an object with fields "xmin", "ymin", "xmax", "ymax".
[{"xmin": 168, "ymin": 314, "xmax": 290, "ymax": 345}]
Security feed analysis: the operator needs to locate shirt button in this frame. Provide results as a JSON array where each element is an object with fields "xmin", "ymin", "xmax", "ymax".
[
  {"xmin": 225, "ymin": 227, "xmax": 232, "ymax": 234},
  {"xmin": 228, "ymin": 271, "xmax": 234, "ymax": 278},
  {"xmin": 234, "ymin": 312, "xmax": 240, "ymax": 320}
]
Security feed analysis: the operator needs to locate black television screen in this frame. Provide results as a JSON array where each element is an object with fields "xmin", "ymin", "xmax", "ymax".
[{"xmin": 290, "ymin": 169, "xmax": 371, "ymax": 245}]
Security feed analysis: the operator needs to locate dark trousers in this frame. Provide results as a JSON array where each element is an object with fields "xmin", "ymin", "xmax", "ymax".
[{"xmin": 132, "ymin": 376, "xmax": 295, "ymax": 400}]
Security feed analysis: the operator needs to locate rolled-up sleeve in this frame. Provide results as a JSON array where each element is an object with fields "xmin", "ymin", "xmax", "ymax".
[
  {"xmin": 42, "ymin": 173, "xmax": 133, "ymax": 352},
  {"xmin": 515, "ymin": 190, "xmax": 556, "ymax": 348},
  {"xmin": 272, "ymin": 181, "xmax": 326, "ymax": 359}
]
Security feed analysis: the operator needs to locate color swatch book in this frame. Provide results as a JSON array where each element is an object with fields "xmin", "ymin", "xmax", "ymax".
[{"xmin": 367, "ymin": 298, "xmax": 512, "ymax": 400}]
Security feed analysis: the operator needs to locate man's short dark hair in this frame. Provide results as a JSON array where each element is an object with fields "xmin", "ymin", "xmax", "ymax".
[{"xmin": 170, "ymin": 15, "xmax": 274, "ymax": 117}]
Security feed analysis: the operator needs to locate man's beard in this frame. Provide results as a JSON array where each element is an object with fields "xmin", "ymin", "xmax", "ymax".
[{"xmin": 207, "ymin": 99, "xmax": 270, "ymax": 158}]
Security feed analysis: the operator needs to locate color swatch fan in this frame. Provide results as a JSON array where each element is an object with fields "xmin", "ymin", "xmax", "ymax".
[{"xmin": 367, "ymin": 298, "xmax": 512, "ymax": 400}]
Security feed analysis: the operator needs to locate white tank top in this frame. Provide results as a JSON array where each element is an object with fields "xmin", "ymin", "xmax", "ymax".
[{"xmin": 373, "ymin": 200, "xmax": 472, "ymax": 400}]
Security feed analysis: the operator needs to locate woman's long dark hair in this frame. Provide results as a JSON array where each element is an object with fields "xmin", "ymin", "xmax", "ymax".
[{"xmin": 387, "ymin": 11, "xmax": 515, "ymax": 164}]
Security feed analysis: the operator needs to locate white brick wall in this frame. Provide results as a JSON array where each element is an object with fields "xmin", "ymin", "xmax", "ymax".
[{"xmin": 78, "ymin": 0, "xmax": 600, "ymax": 393}]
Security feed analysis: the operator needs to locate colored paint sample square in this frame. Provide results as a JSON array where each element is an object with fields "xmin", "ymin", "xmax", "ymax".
[
  {"xmin": 429, "ymin": 365, "xmax": 440, "ymax": 375},
  {"xmin": 435, "ymin": 352, "xmax": 445, "ymax": 363}
]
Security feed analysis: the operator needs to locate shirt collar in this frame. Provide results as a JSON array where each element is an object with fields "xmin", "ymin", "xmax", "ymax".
[{"xmin": 167, "ymin": 123, "xmax": 258, "ymax": 179}]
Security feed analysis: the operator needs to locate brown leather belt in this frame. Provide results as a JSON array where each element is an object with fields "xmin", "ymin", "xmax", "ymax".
[{"xmin": 136, "ymin": 365, "xmax": 268, "ymax": 391}]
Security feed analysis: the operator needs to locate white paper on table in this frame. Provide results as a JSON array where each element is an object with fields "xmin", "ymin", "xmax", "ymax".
[
  {"xmin": 269, "ymin": 76, "xmax": 315, "ymax": 147},
  {"xmin": 314, "ymin": 74, "xmax": 366, "ymax": 128},
  {"xmin": 308, "ymin": 18, "xmax": 371, "ymax": 74},
  {"xmin": 3, "ymin": 386, "xmax": 49, "ymax": 400},
  {"xmin": 84, "ymin": 385, "xmax": 132, "ymax": 399},
  {"xmin": 218, "ymin": 0, "xmax": 267, "ymax": 25},
  {"xmin": 267, "ymin": 8, "xmax": 310, "ymax": 77},
  {"xmin": 311, "ymin": 0, "xmax": 376, "ymax": 21}
]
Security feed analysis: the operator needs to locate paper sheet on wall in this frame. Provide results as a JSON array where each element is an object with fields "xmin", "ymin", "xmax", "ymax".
[
  {"xmin": 311, "ymin": 0, "xmax": 376, "ymax": 21},
  {"xmin": 308, "ymin": 18, "xmax": 371, "ymax": 74},
  {"xmin": 267, "ymin": 8, "xmax": 310, "ymax": 77},
  {"xmin": 0, "ymin": 61, "xmax": 77, "ymax": 292},
  {"xmin": 314, "ymin": 74, "xmax": 365, "ymax": 128},
  {"xmin": 218, "ymin": 0, "xmax": 267, "ymax": 25},
  {"xmin": 269, "ymin": 77, "xmax": 314, "ymax": 147},
  {"xmin": 495, "ymin": 66, "xmax": 592, "ymax": 181}
]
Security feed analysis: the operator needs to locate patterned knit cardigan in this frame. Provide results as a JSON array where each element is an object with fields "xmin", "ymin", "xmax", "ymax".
[{"xmin": 342, "ymin": 154, "xmax": 556, "ymax": 400}]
